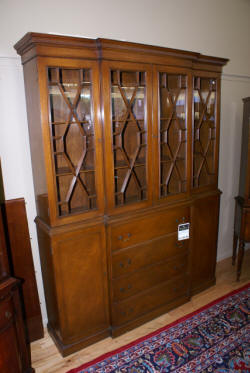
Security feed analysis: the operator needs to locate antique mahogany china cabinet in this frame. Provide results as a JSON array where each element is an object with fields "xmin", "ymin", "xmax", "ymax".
[
  {"xmin": 15, "ymin": 33, "xmax": 228, "ymax": 356},
  {"xmin": 233, "ymin": 97, "xmax": 250, "ymax": 280}
]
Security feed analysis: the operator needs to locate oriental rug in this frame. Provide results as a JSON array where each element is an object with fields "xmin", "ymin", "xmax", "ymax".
[{"xmin": 68, "ymin": 283, "xmax": 250, "ymax": 373}]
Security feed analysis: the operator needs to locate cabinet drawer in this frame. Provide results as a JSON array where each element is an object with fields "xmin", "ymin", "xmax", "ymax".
[
  {"xmin": 112, "ymin": 254, "xmax": 188, "ymax": 301},
  {"xmin": 112, "ymin": 233, "xmax": 189, "ymax": 278},
  {"xmin": 110, "ymin": 206, "xmax": 189, "ymax": 251},
  {"xmin": 0, "ymin": 296, "xmax": 14, "ymax": 330},
  {"xmin": 112, "ymin": 275, "xmax": 189, "ymax": 326}
]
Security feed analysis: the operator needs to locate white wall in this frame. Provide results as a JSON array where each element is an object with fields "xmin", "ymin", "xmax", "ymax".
[{"xmin": 0, "ymin": 0, "xmax": 249, "ymax": 324}]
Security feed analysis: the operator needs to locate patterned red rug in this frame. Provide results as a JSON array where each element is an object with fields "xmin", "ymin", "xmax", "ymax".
[{"xmin": 68, "ymin": 283, "xmax": 250, "ymax": 373}]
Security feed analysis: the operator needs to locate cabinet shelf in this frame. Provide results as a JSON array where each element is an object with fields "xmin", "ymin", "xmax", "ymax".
[
  {"xmin": 114, "ymin": 159, "xmax": 146, "ymax": 170},
  {"xmin": 56, "ymin": 167, "xmax": 95, "ymax": 176},
  {"xmin": 51, "ymin": 120, "xmax": 92, "ymax": 126}
]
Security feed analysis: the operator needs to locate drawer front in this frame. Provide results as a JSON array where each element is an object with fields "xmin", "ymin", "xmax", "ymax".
[
  {"xmin": 112, "ymin": 275, "xmax": 189, "ymax": 326},
  {"xmin": 112, "ymin": 233, "xmax": 189, "ymax": 278},
  {"xmin": 112, "ymin": 254, "xmax": 188, "ymax": 301},
  {"xmin": 110, "ymin": 206, "xmax": 189, "ymax": 251},
  {"xmin": 0, "ymin": 296, "xmax": 14, "ymax": 330}
]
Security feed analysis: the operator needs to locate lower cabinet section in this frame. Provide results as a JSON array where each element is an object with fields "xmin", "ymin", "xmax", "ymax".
[{"xmin": 36, "ymin": 195, "xmax": 220, "ymax": 356}]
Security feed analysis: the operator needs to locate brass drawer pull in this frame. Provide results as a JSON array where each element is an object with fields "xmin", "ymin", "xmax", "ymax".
[
  {"xmin": 120, "ymin": 284, "xmax": 132, "ymax": 293},
  {"xmin": 120, "ymin": 262, "xmax": 124, "ymax": 268},
  {"xmin": 118, "ymin": 235, "xmax": 123, "ymax": 240},
  {"xmin": 176, "ymin": 242, "xmax": 183, "ymax": 248},
  {"xmin": 123, "ymin": 233, "xmax": 132, "ymax": 242},
  {"xmin": 5, "ymin": 311, "xmax": 12, "ymax": 320}
]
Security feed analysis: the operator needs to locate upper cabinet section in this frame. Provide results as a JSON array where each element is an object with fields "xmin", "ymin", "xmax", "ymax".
[{"xmin": 14, "ymin": 33, "xmax": 228, "ymax": 226}]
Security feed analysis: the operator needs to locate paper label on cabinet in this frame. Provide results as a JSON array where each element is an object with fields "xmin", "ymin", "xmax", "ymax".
[{"xmin": 178, "ymin": 223, "xmax": 190, "ymax": 240}]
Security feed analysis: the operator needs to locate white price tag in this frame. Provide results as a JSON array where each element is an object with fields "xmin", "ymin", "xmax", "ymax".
[{"xmin": 178, "ymin": 223, "xmax": 190, "ymax": 241}]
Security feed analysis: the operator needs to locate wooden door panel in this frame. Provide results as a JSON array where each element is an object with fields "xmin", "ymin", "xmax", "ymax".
[
  {"xmin": 191, "ymin": 194, "xmax": 220, "ymax": 294},
  {"xmin": 53, "ymin": 225, "xmax": 109, "ymax": 343}
]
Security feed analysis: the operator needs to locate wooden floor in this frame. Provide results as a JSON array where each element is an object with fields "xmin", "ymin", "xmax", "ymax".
[{"xmin": 31, "ymin": 250, "xmax": 250, "ymax": 373}]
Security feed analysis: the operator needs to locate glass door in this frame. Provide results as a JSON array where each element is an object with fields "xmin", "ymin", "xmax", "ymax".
[
  {"xmin": 102, "ymin": 62, "xmax": 152, "ymax": 213},
  {"xmin": 153, "ymin": 67, "xmax": 190, "ymax": 201},
  {"xmin": 192, "ymin": 75, "xmax": 219, "ymax": 189},
  {"xmin": 39, "ymin": 59, "xmax": 104, "ymax": 225}
]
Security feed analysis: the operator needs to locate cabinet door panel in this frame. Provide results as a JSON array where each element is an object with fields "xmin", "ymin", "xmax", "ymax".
[
  {"xmin": 39, "ymin": 59, "xmax": 104, "ymax": 226},
  {"xmin": 153, "ymin": 66, "xmax": 192, "ymax": 202},
  {"xmin": 191, "ymin": 194, "xmax": 220, "ymax": 294},
  {"xmin": 53, "ymin": 225, "xmax": 109, "ymax": 343},
  {"xmin": 192, "ymin": 74, "xmax": 220, "ymax": 190},
  {"xmin": 102, "ymin": 62, "xmax": 153, "ymax": 213}
]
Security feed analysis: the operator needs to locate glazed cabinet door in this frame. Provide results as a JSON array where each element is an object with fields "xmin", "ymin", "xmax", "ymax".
[
  {"xmin": 192, "ymin": 73, "xmax": 221, "ymax": 191},
  {"xmin": 102, "ymin": 62, "xmax": 153, "ymax": 214},
  {"xmin": 153, "ymin": 66, "xmax": 192, "ymax": 201},
  {"xmin": 37, "ymin": 58, "xmax": 104, "ymax": 226}
]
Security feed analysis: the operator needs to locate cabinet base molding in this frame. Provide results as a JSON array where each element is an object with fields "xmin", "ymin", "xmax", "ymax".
[
  {"xmin": 47, "ymin": 323, "xmax": 111, "ymax": 357},
  {"xmin": 191, "ymin": 277, "xmax": 216, "ymax": 296}
]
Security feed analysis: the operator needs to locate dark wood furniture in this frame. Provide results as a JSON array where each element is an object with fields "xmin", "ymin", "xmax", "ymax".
[
  {"xmin": 5, "ymin": 198, "xmax": 44, "ymax": 342},
  {"xmin": 233, "ymin": 97, "xmax": 250, "ymax": 280},
  {"xmin": 14, "ymin": 33, "xmax": 228, "ymax": 356},
  {"xmin": 0, "ymin": 169, "xmax": 34, "ymax": 372}
]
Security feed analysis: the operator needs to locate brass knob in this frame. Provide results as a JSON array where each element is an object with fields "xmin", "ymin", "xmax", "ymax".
[{"xmin": 5, "ymin": 311, "xmax": 12, "ymax": 319}]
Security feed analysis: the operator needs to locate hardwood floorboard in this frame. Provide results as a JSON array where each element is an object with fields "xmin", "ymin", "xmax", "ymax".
[{"xmin": 31, "ymin": 250, "xmax": 250, "ymax": 373}]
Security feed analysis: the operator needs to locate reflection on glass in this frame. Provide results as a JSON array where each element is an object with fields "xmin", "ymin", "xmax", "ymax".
[{"xmin": 47, "ymin": 67, "xmax": 97, "ymax": 216}]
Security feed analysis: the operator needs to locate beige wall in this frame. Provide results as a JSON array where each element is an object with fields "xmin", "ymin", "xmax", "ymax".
[{"xmin": 0, "ymin": 0, "xmax": 249, "ymax": 324}]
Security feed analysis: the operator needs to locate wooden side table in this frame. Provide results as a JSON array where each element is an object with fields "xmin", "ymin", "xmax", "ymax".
[{"xmin": 233, "ymin": 197, "xmax": 250, "ymax": 281}]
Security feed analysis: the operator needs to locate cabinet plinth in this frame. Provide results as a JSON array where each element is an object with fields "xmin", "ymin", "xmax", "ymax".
[{"xmin": 14, "ymin": 33, "xmax": 228, "ymax": 356}]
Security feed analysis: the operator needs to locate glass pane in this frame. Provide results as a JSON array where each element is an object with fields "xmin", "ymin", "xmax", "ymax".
[
  {"xmin": 193, "ymin": 77, "xmax": 217, "ymax": 188},
  {"xmin": 159, "ymin": 73, "xmax": 187, "ymax": 197},
  {"xmin": 48, "ymin": 67, "xmax": 97, "ymax": 216},
  {"xmin": 111, "ymin": 70, "xmax": 147, "ymax": 206}
]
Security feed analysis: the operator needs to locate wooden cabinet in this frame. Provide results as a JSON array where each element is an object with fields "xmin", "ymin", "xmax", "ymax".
[
  {"xmin": 0, "ymin": 278, "xmax": 34, "ymax": 373},
  {"xmin": 233, "ymin": 97, "xmax": 250, "ymax": 280},
  {"xmin": 14, "ymin": 33, "xmax": 228, "ymax": 355},
  {"xmin": 0, "ymin": 166, "xmax": 34, "ymax": 372}
]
